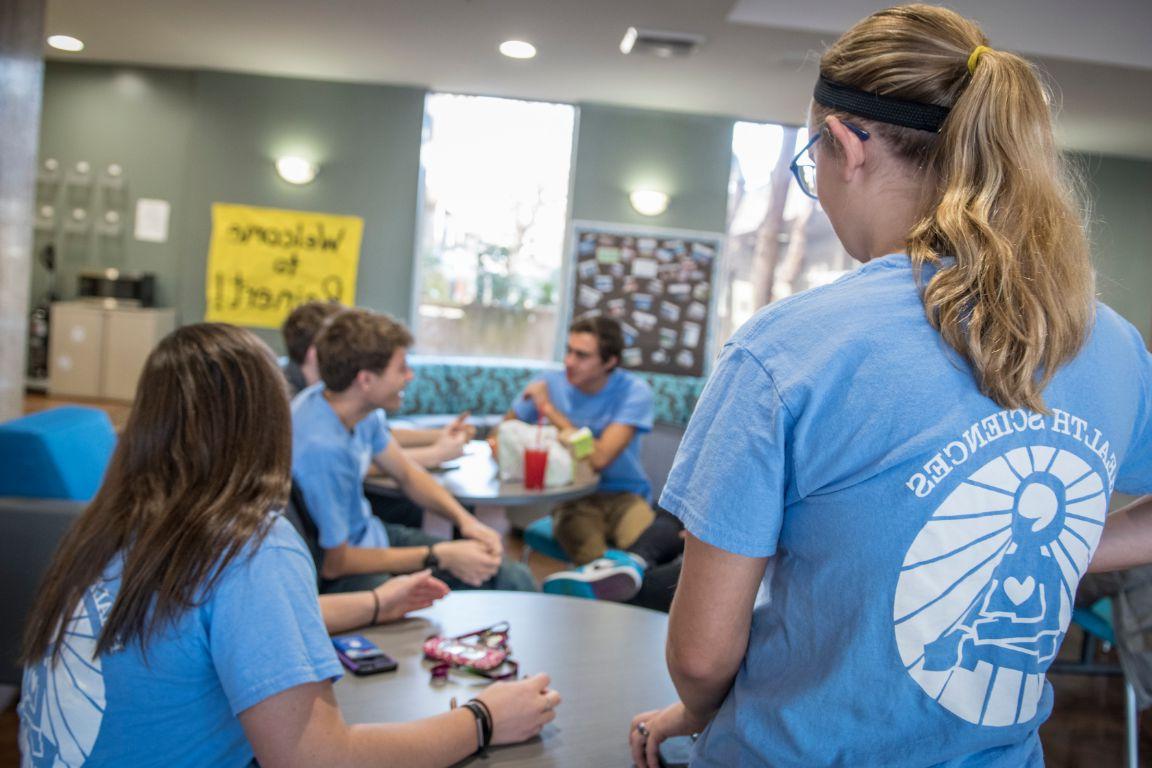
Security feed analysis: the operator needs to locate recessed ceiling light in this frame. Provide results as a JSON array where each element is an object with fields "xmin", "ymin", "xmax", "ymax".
[
  {"xmin": 47, "ymin": 35, "xmax": 85, "ymax": 52},
  {"xmin": 499, "ymin": 40, "xmax": 536, "ymax": 60}
]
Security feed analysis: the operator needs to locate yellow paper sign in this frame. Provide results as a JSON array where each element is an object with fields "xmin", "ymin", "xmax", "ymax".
[{"xmin": 205, "ymin": 203, "xmax": 364, "ymax": 328}]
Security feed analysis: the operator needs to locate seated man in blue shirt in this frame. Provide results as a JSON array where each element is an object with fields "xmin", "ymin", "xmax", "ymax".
[
  {"xmin": 282, "ymin": 300, "xmax": 472, "ymax": 470},
  {"xmin": 292, "ymin": 308, "xmax": 535, "ymax": 593},
  {"xmin": 505, "ymin": 317, "xmax": 655, "ymax": 599}
]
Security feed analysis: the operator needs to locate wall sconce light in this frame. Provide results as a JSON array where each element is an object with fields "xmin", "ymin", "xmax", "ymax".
[
  {"xmin": 629, "ymin": 189, "xmax": 669, "ymax": 216},
  {"xmin": 275, "ymin": 156, "xmax": 318, "ymax": 185}
]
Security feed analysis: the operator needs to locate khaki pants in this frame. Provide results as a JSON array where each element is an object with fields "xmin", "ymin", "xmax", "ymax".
[{"xmin": 552, "ymin": 492, "xmax": 655, "ymax": 565}]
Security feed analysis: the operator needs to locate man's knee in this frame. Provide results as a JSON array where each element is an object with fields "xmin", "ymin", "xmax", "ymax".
[{"xmin": 493, "ymin": 560, "xmax": 537, "ymax": 591}]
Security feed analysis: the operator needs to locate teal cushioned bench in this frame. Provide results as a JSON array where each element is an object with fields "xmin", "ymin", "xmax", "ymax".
[{"xmin": 398, "ymin": 355, "xmax": 704, "ymax": 428}]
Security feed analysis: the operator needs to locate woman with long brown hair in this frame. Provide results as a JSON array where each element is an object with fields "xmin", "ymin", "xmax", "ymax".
[
  {"xmin": 630, "ymin": 5, "xmax": 1151, "ymax": 766},
  {"xmin": 19, "ymin": 323, "xmax": 559, "ymax": 767}
]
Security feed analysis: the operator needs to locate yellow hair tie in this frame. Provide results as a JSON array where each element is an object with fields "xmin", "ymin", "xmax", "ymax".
[{"xmin": 967, "ymin": 45, "xmax": 992, "ymax": 75}]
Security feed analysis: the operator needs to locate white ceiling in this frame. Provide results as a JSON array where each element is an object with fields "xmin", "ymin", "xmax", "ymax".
[{"xmin": 44, "ymin": 0, "xmax": 1152, "ymax": 159}]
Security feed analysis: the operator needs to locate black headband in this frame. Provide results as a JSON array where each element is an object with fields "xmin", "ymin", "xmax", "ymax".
[{"xmin": 814, "ymin": 75, "xmax": 951, "ymax": 133}]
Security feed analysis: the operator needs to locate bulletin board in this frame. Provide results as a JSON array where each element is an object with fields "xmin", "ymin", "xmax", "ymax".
[{"xmin": 568, "ymin": 222, "xmax": 722, "ymax": 377}]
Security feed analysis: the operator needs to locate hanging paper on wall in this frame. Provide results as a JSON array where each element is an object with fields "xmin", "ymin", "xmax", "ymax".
[{"xmin": 204, "ymin": 203, "xmax": 363, "ymax": 328}]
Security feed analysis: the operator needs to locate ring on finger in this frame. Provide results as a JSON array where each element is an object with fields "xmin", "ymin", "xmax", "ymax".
[{"xmin": 636, "ymin": 721, "xmax": 650, "ymax": 738}]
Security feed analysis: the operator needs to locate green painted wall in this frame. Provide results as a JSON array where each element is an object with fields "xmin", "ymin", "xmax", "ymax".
[
  {"xmin": 1079, "ymin": 153, "xmax": 1152, "ymax": 343},
  {"xmin": 571, "ymin": 104, "xmax": 733, "ymax": 234},
  {"xmin": 35, "ymin": 63, "xmax": 195, "ymax": 310},
  {"xmin": 34, "ymin": 64, "xmax": 1150, "ymax": 353},
  {"xmin": 178, "ymin": 71, "xmax": 426, "ymax": 348},
  {"xmin": 35, "ymin": 63, "xmax": 425, "ymax": 350}
]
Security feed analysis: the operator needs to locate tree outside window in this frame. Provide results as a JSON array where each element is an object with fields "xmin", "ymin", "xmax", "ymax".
[{"xmin": 414, "ymin": 94, "xmax": 575, "ymax": 360}]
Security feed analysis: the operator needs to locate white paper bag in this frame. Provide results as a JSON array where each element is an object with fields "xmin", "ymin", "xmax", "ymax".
[{"xmin": 496, "ymin": 420, "xmax": 573, "ymax": 487}]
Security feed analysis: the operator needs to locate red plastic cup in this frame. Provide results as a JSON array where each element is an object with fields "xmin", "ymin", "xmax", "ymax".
[{"xmin": 524, "ymin": 448, "xmax": 549, "ymax": 490}]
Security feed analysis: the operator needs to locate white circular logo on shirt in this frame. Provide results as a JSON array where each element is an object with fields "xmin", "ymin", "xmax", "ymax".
[
  {"xmin": 893, "ymin": 446, "xmax": 1107, "ymax": 726},
  {"xmin": 20, "ymin": 586, "xmax": 112, "ymax": 766}
]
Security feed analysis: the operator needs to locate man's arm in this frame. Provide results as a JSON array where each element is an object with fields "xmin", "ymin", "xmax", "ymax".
[
  {"xmin": 393, "ymin": 413, "xmax": 474, "ymax": 468},
  {"xmin": 372, "ymin": 440, "xmax": 503, "ymax": 555},
  {"xmin": 391, "ymin": 427, "xmax": 441, "ymax": 447},
  {"xmin": 319, "ymin": 541, "xmax": 427, "ymax": 581},
  {"xmin": 1089, "ymin": 495, "xmax": 1152, "ymax": 573},
  {"xmin": 666, "ymin": 532, "xmax": 767, "ymax": 721},
  {"xmin": 524, "ymin": 382, "xmax": 637, "ymax": 470}
]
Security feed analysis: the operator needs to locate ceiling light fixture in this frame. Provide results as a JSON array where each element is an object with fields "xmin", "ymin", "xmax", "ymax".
[
  {"xmin": 275, "ymin": 156, "xmax": 318, "ymax": 185},
  {"xmin": 629, "ymin": 189, "xmax": 669, "ymax": 217},
  {"xmin": 47, "ymin": 35, "xmax": 85, "ymax": 52},
  {"xmin": 499, "ymin": 40, "xmax": 537, "ymax": 60}
]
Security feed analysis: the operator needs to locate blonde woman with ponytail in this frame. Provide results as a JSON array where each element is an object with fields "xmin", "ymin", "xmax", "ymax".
[{"xmin": 629, "ymin": 5, "xmax": 1152, "ymax": 767}]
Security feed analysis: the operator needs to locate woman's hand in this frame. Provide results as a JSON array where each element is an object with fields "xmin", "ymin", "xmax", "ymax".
[
  {"xmin": 629, "ymin": 702, "xmax": 707, "ymax": 768},
  {"xmin": 371, "ymin": 569, "xmax": 449, "ymax": 624},
  {"xmin": 476, "ymin": 673, "xmax": 562, "ymax": 745}
]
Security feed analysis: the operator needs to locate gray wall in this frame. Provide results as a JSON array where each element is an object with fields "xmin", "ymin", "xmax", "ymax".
[
  {"xmin": 1079, "ymin": 153, "xmax": 1152, "ymax": 343},
  {"xmin": 178, "ymin": 71, "xmax": 425, "ymax": 348},
  {"xmin": 35, "ymin": 63, "xmax": 195, "ymax": 310},
  {"xmin": 571, "ymin": 104, "xmax": 733, "ymax": 234},
  {"xmin": 35, "ymin": 63, "xmax": 425, "ymax": 349},
  {"xmin": 33, "ymin": 62, "xmax": 1151, "ymax": 354}
]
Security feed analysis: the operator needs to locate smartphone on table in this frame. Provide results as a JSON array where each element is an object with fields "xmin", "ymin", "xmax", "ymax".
[{"xmin": 332, "ymin": 634, "xmax": 398, "ymax": 675}]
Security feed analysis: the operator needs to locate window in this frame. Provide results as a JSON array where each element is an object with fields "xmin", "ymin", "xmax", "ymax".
[
  {"xmin": 717, "ymin": 121, "xmax": 856, "ymax": 345},
  {"xmin": 413, "ymin": 94, "xmax": 576, "ymax": 359}
]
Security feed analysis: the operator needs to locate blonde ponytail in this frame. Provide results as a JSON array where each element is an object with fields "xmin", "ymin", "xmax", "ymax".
[{"xmin": 818, "ymin": 4, "xmax": 1094, "ymax": 412}]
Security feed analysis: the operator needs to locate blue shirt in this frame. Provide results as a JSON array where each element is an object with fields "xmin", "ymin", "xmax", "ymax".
[
  {"xmin": 19, "ymin": 516, "xmax": 342, "ymax": 768},
  {"xmin": 292, "ymin": 383, "xmax": 392, "ymax": 549},
  {"xmin": 513, "ymin": 369, "xmax": 654, "ymax": 499},
  {"xmin": 662, "ymin": 254, "xmax": 1152, "ymax": 767}
]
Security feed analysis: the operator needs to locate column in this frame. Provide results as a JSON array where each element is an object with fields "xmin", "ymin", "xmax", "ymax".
[{"xmin": 0, "ymin": 0, "xmax": 46, "ymax": 420}]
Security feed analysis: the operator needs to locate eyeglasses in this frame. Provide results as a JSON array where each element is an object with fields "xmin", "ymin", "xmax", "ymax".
[{"xmin": 789, "ymin": 122, "xmax": 871, "ymax": 200}]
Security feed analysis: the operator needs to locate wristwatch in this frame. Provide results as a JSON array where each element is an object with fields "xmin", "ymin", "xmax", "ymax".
[{"xmin": 423, "ymin": 544, "xmax": 440, "ymax": 570}]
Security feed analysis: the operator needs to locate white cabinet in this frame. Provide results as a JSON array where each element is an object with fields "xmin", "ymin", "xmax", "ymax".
[{"xmin": 49, "ymin": 302, "xmax": 176, "ymax": 401}]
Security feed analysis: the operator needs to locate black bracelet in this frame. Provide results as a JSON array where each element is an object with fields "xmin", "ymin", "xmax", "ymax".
[
  {"xmin": 463, "ymin": 699, "xmax": 493, "ymax": 750},
  {"xmin": 370, "ymin": 589, "xmax": 380, "ymax": 624},
  {"xmin": 463, "ymin": 695, "xmax": 490, "ymax": 750}
]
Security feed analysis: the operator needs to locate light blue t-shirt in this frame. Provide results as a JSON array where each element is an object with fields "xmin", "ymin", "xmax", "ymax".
[
  {"xmin": 292, "ymin": 383, "xmax": 392, "ymax": 549},
  {"xmin": 662, "ymin": 254, "xmax": 1152, "ymax": 767},
  {"xmin": 513, "ymin": 368, "xmax": 654, "ymax": 499},
  {"xmin": 19, "ymin": 515, "xmax": 342, "ymax": 767}
]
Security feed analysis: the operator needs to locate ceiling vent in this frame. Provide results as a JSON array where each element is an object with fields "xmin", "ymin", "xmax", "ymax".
[{"xmin": 619, "ymin": 27, "xmax": 705, "ymax": 58}]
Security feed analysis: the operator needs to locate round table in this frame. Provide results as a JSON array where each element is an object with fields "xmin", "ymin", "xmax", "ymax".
[
  {"xmin": 333, "ymin": 591, "xmax": 677, "ymax": 767},
  {"xmin": 365, "ymin": 440, "xmax": 599, "ymax": 507}
]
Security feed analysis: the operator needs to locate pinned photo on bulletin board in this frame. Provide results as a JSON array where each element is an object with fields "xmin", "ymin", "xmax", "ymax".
[{"xmin": 567, "ymin": 222, "xmax": 722, "ymax": 377}]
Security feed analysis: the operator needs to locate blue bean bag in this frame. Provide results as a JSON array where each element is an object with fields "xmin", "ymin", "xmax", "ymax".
[{"xmin": 0, "ymin": 406, "xmax": 116, "ymax": 500}]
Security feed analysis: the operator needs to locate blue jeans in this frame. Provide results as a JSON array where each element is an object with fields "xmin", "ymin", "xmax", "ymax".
[{"xmin": 321, "ymin": 523, "xmax": 537, "ymax": 594}]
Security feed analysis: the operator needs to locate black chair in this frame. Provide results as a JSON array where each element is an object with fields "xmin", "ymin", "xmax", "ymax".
[
  {"xmin": 0, "ymin": 497, "xmax": 87, "ymax": 686},
  {"xmin": 285, "ymin": 482, "xmax": 325, "ymax": 584}
]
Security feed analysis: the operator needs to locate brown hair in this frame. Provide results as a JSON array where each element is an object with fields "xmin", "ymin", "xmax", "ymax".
[
  {"xmin": 23, "ymin": 324, "xmax": 292, "ymax": 663},
  {"xmin": 815, "ymin": 4, "xmax": 1094, "ymax": 412},
  {"xmin": 315, "ymin": 309, "xmax": 414, "ymax": 392},
  {"xmin": 569, "ymin": 316, "xmax": 624, "ymax": 370},
  {"xmin": 281, "ymin": 301, "xmax": 343, "ymax": 365}
]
